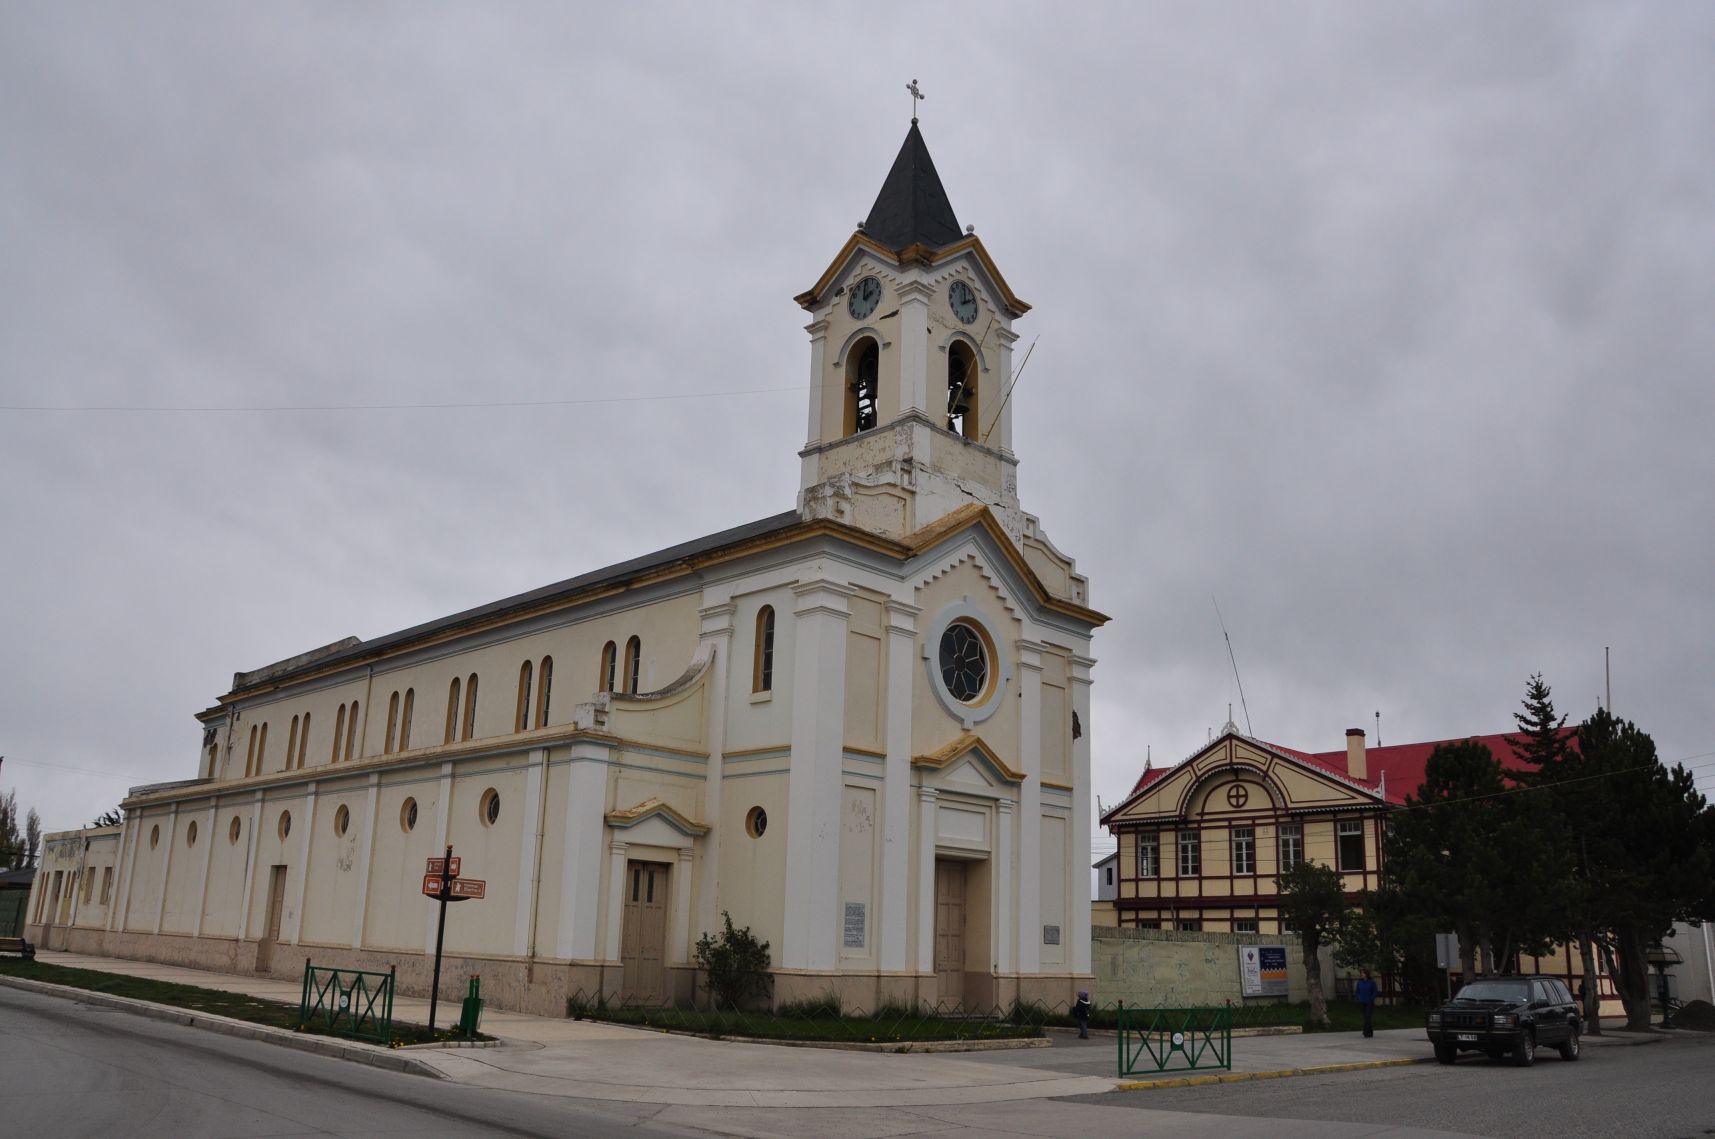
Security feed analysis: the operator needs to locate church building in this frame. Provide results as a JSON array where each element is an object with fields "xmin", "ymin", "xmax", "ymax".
[{"xmin": 26, "ymin": 121, "xmax": 1106, "ymax": 1017}]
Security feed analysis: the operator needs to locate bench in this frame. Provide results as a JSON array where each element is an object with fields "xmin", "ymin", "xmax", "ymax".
[{"xmin": 0, "ymin": 936, "xmax": 35, "ymax": 960}]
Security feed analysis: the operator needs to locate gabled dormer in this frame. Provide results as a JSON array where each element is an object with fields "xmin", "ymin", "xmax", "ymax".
[{"xmin": 795, "ymin": 121, "xmax": 1032, "ymax": 546}]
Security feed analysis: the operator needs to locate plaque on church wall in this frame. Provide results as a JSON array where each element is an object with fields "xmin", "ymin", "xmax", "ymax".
[
  {"xmin": 843, "ymin": 902, "xmax": 866, "ymax": 949},
  {"xmin": 1043, "ymin": 924, "xmax": 1061, "ymax": 946}
]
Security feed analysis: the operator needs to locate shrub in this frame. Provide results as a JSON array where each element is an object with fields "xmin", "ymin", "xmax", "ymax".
[{"xmin": 694, "ymin": 911, "xmax": 771, "ymax": 1010}]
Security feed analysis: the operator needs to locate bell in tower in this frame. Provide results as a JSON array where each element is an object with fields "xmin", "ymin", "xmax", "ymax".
[{"xmin": 793, "ymin": 120, "xmax": 1032, "ymax": 547}]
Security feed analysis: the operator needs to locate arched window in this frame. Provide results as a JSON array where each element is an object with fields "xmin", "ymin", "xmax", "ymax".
[
  {"xmin": 536, "ymin": 656, "xmax": 553, "ymax": 728},
  {"xmin": 599, "ymin": 641, "xmax": 617, "ymax": 693},
  {"xmin": 298, "ymin": 712, "xmax": 310, "ymax": 768},
  {"xmin": 753, "ymin": 606, "xmax": 775, "ymax": 693},
  {"xmin": 344, "ymin": 701, "xmax": 358, "ymax": 761},
  {"xmin": 246, "ymin": 725, "xmax": 259, "ymax": 778},
  {"xmin": 257, "ymin": 722, "xmax": 268, "ymax": 774},
  {"xmin": 623, "ymin": 636, "xmax": 641, "ymax": 695},
  {"xmin": 462, "ymin": 674, "xmax": 478, "ymax": 740},
  {"xmin": 384, "ymin": 692, "xmax": 400, "ymax": 754},
  {"xmin": 332, "ymin": 705, "xmax": 346, "ymax": 763},
  {"xmin": 515, "ymin": 660, "xmax": 534, "ymax": 732},
  {"xmin": 947, "ymin": 340, "xmax": 978, "ymax": 439},
  {"xmin": 445, "ymin": 677, "xmax": 461, "ymax": 744},
  {"xmin": 845, "ymin": 338, "xmax": 879, "ymax": 435},
  {"xmin": 286, "ymin": 716, "xmax": 300, "ymax": 770},
  {"xmin": 398, "ymin": 690, "xmax": 413, "ymax": 750}
]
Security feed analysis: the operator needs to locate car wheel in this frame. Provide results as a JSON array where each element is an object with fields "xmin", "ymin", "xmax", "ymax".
[
  {"xmin": 1558, "ymin": 1024, "xmax": 1580, "ymax": 1061},
  {"xmin": 1511, "ymin": 1030, "xmax": 1535, "ymax": 1067},
  {"xmin": 1434, "ymin": 1042, "xmax": 1457, "ymax": 1065}
]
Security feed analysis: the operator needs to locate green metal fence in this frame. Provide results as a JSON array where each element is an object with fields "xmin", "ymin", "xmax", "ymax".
[
  {"xmin": 299, "ymin": 960, "xmax": 395, "ymax": 1045},
  {"xmin": 1116, "ymin": 1002, "xmax": 1232, "ymax": 1076}
]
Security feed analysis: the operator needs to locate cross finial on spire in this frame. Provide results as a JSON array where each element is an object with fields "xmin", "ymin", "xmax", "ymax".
[{"xmin": 907, "ymin": 78, "xmax": 924, "ymax": 123}]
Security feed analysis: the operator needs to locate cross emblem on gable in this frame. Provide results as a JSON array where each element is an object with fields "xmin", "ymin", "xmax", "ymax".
[{"xmin": 1226, "ymin": 784, "xmax": 1250, "ymax": 809}]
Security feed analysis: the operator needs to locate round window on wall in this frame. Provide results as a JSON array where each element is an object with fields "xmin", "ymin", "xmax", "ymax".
[
  {"xmin": 938, "ymin": 621, "xmax": 991, "ymax": 703},
  {"xmin": 334, "ymin": 804, "xmax": 350, "ymax": 837},
  {"xmin": 186, "ymin": 820, "xmax": 198, "ymax": 847},
  {"xmin": 401, "ymin": 797, "xmax": 418, "ymax": 833},
  {"xmin": 278, "ymin": 810, "xmax": 292, "ymax": 840},
  {"xmin": 745, "ymin": 806, "xmax": 768, "ymax": 839},
  {"xmin": 480, "ymin": 788, "xmax": 500, "ymax": 826},
  {"xmin": 228, "ymin": 816, "xmax": 242, "ymax": 845},
  {"xmin": 149, "ymin": 825, "xmax": 160, "ymax": 849}
]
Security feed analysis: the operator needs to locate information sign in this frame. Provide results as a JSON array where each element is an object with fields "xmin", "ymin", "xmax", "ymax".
[
  {"xmin": 426, "ymin": 856, "xmax": 461, "ymax": 877},
  {"xmin": 1239, "ymin": 944, "xmax": 1290, "ymax": 997}
]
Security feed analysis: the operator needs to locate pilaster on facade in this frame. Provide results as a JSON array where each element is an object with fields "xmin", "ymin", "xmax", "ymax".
[
  {"xmin": 603, "ymin": 840, "xmax": 630, "ymax": 964},
  {"xmin": 880, "ymin": 598, "xmax": 920, "ymax": 973},
  {"xmin": 513, "ymin": 749, "xmax": 546, "ymax": 957},
  {"xmin": 236, "ymin": 792, "xmax": 262, "ymax": 940},
  {"xmin": 783, "ymin": 578, "xmax": 854, "ymax": 971},
  {"xmin": 914, "ymin": 786, "xmax": 939, "ymax": 973},
  {"xmin": 152, "ymin": 803, "xmax": 179, "ymax": 935},
  {"xmin": 1068, "ymin": 654, "xmax": 1096, "ymax": 974},
  {"xmin": 895, "ymin": 281, "xmax": 933, "ymax": 417},
  {"xmin": 697, "ymin": 601, "xmax": 736, "ymax": 945},
  {"xmin": 351, "ymin": 774, "xmax": 380, "ymax": 949},
  {"xmin": 192, "ymin": 802, "xmax": 217, "ymax": 937},
  {"xmin": 1015, "ymin": 640, "xmax": 1045, "ymax": 972},
  {"xmin": 289, "ymin": 782, "xmax": 316, "ymax": 945},
  {"xmin": 671, "ymin": 847, "xmax": 696, "ymax": 965},
  {"xmin": 995, "ymin": 796, "xmax": 1016, "ymax": 973},
  {"xmin": 555, "ymin": 740, "xmax": 613, "ymax": 961},
  {"xmin": 800, "ymin": 318, "xmax": 831, "ymax": 487},
  {"xmin": 989, "ymin": 325, "xmax": 1020, "ymax": 456}
]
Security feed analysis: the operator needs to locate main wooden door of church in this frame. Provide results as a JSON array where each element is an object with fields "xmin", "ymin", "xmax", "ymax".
[
  {"xmin": 620, "ymin": 860, "xmax": 669, "ymax": 1005},
  {"xmin": 934, "ymin": 859, "xmax": 967, "ymax": 1008}
]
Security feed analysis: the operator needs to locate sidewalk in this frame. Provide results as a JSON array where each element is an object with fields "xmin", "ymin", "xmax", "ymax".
[{"xmin": 2, "ymin": 949, "xmax": 1665, "ymax": 1109}]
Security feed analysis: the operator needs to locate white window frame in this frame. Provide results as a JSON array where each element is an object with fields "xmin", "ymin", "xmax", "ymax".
[{"xmin": 1232, "ymin": 826, "xmax": 1255, "ymax": 876}]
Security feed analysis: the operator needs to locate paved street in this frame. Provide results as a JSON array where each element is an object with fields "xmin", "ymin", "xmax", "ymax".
[{"xmin": 1071, "ymin": 1031, "xmax": 1715, "ymax": 1139}]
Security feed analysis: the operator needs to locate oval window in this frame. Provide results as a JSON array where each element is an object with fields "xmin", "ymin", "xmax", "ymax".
[
  {"xmin": 149, "ymin": 825, "xmax": 160, "ymax": 849},
  {"xmin": 278, "ymin": 810, "xmax": 292, "ymax": 840},
  {"xmin": 186, "ymin": 820, "xmax": 198, "ymax": 847},
  {"xmin": 938, "ymin": 621, "xmax": 990, "ymax": 703},
  {"xmin": 401, "ymin": 797, "xmax": 418, "ymax": 833},
  {"xmin": 334, "ymin": 804, "xmax": 350, "ymax": 837},
  {"xmin": 480, "ymin": 788, "xmax": 500, "ymax": 826},
  {"xmin": 228, "ymin": 816, "xmax": 242, "ymax": 845},
  {"xmin": 746, "ymin": 806, "xmax": 768, "ymax": 839}
]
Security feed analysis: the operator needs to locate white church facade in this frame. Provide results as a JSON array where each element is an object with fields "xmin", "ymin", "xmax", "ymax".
[{"xmin": 27, "ymin": 123, "xmax": 1106, "ymax": 1016}]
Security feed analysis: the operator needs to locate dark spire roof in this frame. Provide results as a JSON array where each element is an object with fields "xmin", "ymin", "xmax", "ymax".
[{"xmin": 861, "ymin": 121, "xmax": 963, "ymax": 251}]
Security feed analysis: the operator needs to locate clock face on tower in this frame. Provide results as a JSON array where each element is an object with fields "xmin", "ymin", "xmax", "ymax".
[
  {"xmin": 948, "ymin": 280, "xmax": 978, "ymax": 324},
  {"xmin": 847, "ymin": 275, "xmax": 881, "ymax": 320}
]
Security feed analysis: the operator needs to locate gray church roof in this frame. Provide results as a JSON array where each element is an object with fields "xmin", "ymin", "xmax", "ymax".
[{"xmin": 861, "ymin": 121, "xmax": 963, "ymax": 251}]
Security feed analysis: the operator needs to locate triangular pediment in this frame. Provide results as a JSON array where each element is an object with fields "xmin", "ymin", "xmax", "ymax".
[
  {"xmin": 604, "ymin": 797, "xmax": 709, "ymax": 838},
  {"xmin": 1102, "ymin": 730, "xmax": 1383, "ymax": 826},
  {"xmin": 914, "ymin": 731, "xmax": 1024, "ymax": 787}
]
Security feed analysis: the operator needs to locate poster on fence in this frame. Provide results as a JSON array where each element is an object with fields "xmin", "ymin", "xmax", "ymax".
[{"xmin": 1239, "ymin": 944, "xmax": 1290, "ymax": 997}]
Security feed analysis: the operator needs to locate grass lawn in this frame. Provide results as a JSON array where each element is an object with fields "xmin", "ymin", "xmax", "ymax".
[{"xmin": 0, "ymin": 957, "xmax": 486, "ymax": 1046}]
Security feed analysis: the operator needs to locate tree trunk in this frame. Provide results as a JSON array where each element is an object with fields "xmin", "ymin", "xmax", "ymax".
[
  {"xmin": 1579, "ymin": 934, "xmax": 1601, "ymax": 1036},
  {"xmin": 1601, "ymin": 929, "xmax": 1655, "ymax": 1031},
  {"xmin": 1304, "ymin": 936, "xmax": 1328, "ymax": 1027}
]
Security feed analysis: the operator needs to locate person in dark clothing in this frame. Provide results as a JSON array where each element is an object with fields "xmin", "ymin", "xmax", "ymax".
[
  {"xmin": 1355, "ymin": 968, "xmax": 1379, "ymax": 1037},
  {"xmin": 1074, "ymin": 990, "xmax": 1092, "ymax": 1039}
]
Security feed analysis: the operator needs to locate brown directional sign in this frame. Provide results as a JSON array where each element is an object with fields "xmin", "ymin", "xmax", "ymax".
[
  {"xmin": 448, "ymin": 878, "xmax": 486, "ymax": 899},
  {"xmin": 421, "ymin": 874, "xmax": 445, "ymax": 897},
  {"xmin": 425, "ymin": 856, "xmax": 461, "ymax": 877}
]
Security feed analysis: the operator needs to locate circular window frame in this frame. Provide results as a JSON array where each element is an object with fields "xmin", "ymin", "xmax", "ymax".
[
  {"xmin": 278, "ymin": 810, "xmax": 292, "ymax": 840},
  {"xmin": 186, "ymin": 820, "xmax": 198, "ymax": 848},
  {"xmin": 745, "ymin": 806, "xmax": 768, "ymax": 839},
  {"xmin": 480, "ymin": 788, "xmax": 500, "ymax": 827},
  {"xmin": 228, "ymin": 816, "xmax": 242, "ymax": 845},
  {"xmin": 921, "ymin": 600, "xmax": 1011, "ymax": 728},
  {"xmin": 334, "ymin": 804, "xmax": 350, "ymax": 837},
  {"xmin": 400, "ymin": 797, "xmax": 418, "ymax": 833},
  {"xmin": 149, "ymin": 824, "xmax": 160, "ymax": 849}
]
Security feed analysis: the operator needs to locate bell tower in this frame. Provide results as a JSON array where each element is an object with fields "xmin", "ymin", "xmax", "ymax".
[{"xmin": 794, "ymin": 121, "xmax": 1032, "ymax": 547}]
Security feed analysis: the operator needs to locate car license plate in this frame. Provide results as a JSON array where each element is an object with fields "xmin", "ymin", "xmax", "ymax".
[{"xmin": 1456, "ymin": 1034, "xmax": 1477, "ymax": 1042}]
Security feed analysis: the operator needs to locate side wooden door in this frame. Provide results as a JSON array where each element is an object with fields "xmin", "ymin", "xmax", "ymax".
[
  {"xmin": 934, "ymin": 859, "xmax": 966, "ymax": 1008},
  {"xmin": 255, "ymin": 865, "xmax": 287, "ymax": 973},
  {"xmin": 620, "ymin": 861, "xmax": 669, "ymax": 1004}
]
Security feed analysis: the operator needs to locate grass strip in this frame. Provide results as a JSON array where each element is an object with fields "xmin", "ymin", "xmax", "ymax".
[
  {"xmin": 573, "ymin": 1004, "xmax": 1043, "ymax": 1043},
  {"xmin": 0, "ymin": 957, "xmax": 488, "ymax": 1046}
]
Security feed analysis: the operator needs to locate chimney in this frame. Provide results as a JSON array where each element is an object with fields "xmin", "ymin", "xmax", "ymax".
[{"xmin": 1345, "ymin": 728, "xmax": 1368, "ymax": 781}]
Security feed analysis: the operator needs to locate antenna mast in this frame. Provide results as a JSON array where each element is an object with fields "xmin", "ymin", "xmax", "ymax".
[{"xmin": 1212, "ymin": 597, "xmax": 1253, "ymax": 736}]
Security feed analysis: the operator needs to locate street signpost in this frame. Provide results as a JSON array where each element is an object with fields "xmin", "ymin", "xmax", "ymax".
[{"xmin": 423, "ymin": 845, "xmax": 485, "ymax": 1031}]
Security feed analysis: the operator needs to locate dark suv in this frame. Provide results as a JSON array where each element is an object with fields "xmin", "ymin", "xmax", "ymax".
[{"xmin": 1426, "ymin": 976, "xmax": 1582, "ymax": 1066}]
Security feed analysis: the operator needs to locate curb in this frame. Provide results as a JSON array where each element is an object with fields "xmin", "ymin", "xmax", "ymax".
[
  {"xmin": 1117, "ymin": 1056, "xmax": 1427, "ymax": 1091},
  {"xmin": 0, "ymin": 973, "xmax": 446, "ymax": 1079}
]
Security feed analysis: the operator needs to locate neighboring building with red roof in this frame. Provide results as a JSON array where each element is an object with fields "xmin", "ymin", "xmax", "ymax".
[{"xmin": 1099, "ymin": 722, "xmax": 1529, "ymax": 934}]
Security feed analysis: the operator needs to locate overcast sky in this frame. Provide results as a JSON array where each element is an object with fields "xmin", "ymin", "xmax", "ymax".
[{"xmin": 3, "ymin": 2, "xmax": 1711, "ymax": 860}]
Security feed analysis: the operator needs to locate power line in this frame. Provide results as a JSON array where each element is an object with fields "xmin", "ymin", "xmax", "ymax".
[{"xmin": 0, "ymin": 384, "xmax": 807, "ymax": 415}]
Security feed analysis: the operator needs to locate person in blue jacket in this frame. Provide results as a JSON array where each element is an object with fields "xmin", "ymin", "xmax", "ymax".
[{"xmin": 1355, "ymin": 967, "xmax": 1379, "ymax": 1037}]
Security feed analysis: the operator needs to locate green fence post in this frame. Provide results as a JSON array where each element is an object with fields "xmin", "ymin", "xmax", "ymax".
[{"xmin": 299, "ymin": 958, "xmax": 312, "ymax": 1027}]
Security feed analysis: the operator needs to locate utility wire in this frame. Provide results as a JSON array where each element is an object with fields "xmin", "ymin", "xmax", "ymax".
[{"xmin": 1, "ymin": 384, "xmax": 808, "ymax": 414}]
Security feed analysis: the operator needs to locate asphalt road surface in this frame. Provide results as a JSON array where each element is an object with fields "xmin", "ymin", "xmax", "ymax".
[
  {"xmin": 1066, "ymin": 1032, "xmax": 1715, "ymax": 1139},
  {"xmin": 0, "ymin": 985, "xmax": 703, "ymax": 1139}
]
